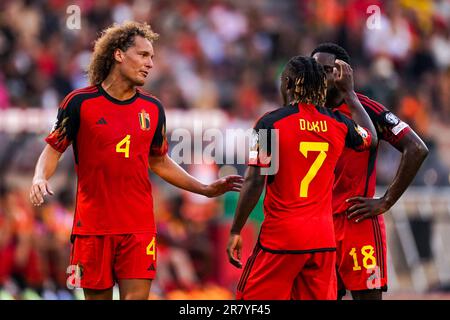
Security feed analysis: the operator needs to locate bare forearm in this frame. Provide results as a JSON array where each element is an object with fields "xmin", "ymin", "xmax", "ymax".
[
  {"xmin": 383, "ymin": 136, "xmax": 428, "ymax": 208},
  {"xmin": 230, "ymin": 167, "xmax": 265, "ymax": 235},
  {"xmin": 334, "ymin": 60, "xmax": 377, "ymax": 146},
  {"xmin": 33, "ymin": 145, "xmax": 62, "ymax": 182},
  {"xmin": 149, "ymin": 155, "xmax": 207, "ymax": 195},
  {"xmin": 30, "ymin": 145, "xmax": 61, "ymax": 205},
  {"xmin": 344, "ymin": 91, "xmax": 378, "ymax": 147}
]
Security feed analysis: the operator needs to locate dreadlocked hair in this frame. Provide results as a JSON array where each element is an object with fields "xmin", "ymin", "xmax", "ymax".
[
  {"xmin": 88, "ymin": 21, "xmax": 159, "ymax": 85},
  {"xmin": 284, "ymin": 56, "xmax": 327, "ymax": 106}
]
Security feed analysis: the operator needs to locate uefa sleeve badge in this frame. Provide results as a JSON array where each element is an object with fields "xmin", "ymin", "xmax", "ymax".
[{"xmin": 384, "ymin": 112, "xmax": 400, "ymax": 126}]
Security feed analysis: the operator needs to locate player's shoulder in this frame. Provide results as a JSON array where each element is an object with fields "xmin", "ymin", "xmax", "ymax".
[
  {"xmin": 356, "ymin": 92, "xmax": 388, "ymax": 114},
  {"xmin": 254, "ymin": 105, "xmax": 299, "ymax": 128},
  {"xmin": 137, "ymin": 88, "xmax": 163, "ymax": 107},
  {"xmin": 315, "ymin": 105, "xmax": 352, "ymax": 125},
  {"xmin": 60, "ymin": 85, "xmax": 100, "ymax": 109}
]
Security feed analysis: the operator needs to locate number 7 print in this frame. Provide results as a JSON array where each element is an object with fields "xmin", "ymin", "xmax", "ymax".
[{"xmin": 299, "ymin": 142, "xmax": 329, "ymax": 198}]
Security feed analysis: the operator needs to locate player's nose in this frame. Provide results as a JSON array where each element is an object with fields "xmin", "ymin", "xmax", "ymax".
[{"xmin": 145, "ymin": 57, "xmax": 153, "ymax": 69}]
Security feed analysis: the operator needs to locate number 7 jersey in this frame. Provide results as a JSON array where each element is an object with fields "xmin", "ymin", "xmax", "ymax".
[
  {"xmin": 45, "ymin": 85, "xmax": 168, "ymax": 235},
  {"xmin": 248, "ymin": 102, "xmax": 372, "ymax": 253}
]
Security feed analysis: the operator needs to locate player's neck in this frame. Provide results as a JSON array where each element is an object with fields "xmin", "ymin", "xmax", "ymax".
[
  {"xmin": 325, "ymin": 93, "xmax": 345, "ymax": 108},
  {"xmin": 286, "ymin": 96, "xmax": 298, "ymax": 106},
  {"xmin": 101, "ymin": 73, "xmax": 137, "ymax": 101}
]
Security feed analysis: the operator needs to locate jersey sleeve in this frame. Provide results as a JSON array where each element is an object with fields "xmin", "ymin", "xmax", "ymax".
[
  {"xmin": 149, "ymin": 102, "xmax": 168, "ymax": 157},
  {"xmin": 345, "ymin": 121, "xmax": 372, "ymax": 151},
  {"xmin": 326, "ymin": 108, "xmax": 373, "ymax": 152},
  {"xmin": 45, "ymin": 93, "xmax": 81, "ymax": 153},
  {"xmin": 248, "ymin": 115, "xmax": 274, "ymax": 167},
  {"xmin": 358, "ymin": 94, "xmax": 411, "ymax": 144},
  {"xmin": 330, "ymin": 109, "xmax": 372, "ymax": 151}
]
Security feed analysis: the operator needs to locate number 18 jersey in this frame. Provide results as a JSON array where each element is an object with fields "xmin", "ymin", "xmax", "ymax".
[
  {"xmin": 248, "ymin": 103, "xmax": 372, "ymax": 252},
  {"xmin": 45, "ymin": 85, "xmax": 168, "ymax": 235}
]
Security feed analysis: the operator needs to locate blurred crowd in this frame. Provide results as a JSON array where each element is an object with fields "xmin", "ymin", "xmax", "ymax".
[{"xmin": 0, "ymin": 0, "xmax": 450, "ymax": 299}]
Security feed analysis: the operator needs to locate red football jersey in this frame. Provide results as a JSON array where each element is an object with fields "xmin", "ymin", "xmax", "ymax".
[
  {"xmin": 332, "ymin": 93, "xmax": 411, "ymax": 215},
  {"xmin": 249, "ymin": 102, "xmax": 372, "ymax": 252},
  {"xmin": 45, "ymin": 85, "xmax": 168, "ymax": 235}
]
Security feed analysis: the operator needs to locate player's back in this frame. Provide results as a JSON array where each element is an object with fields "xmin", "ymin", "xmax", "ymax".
[{"xmin": 251, "ymin": 102, "xmax": 371, "ymax": 252}]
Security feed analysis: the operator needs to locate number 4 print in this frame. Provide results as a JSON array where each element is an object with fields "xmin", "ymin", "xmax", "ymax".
[
  {"xmin": 116, "ymin": 135, "xmax": 131, "ymax": 158},
  {"xmin": 146, "ymin": 237, "xmax": 156, "ymax": 261}
]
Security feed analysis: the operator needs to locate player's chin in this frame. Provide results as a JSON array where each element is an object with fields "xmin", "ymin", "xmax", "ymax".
[{"xmin": 133, "ymin": 76, "xmax": 146, "ymax": 86}]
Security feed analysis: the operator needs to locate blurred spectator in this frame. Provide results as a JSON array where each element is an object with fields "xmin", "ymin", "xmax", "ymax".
[
  {"xmin": 0, "ymin": 73, "xmax": 10, "ymax": 109},
  {"xmin": 430, "ymin": 23, "xmax": 450, "ymax": 70},
  {"xmin": 363, "ymin": 1, "xmax": 413, "ymax": 64}
]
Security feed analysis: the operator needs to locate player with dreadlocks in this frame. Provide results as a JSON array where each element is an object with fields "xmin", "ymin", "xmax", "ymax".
[
  {"xmin": 226, "ymin": 56, "xmax": 377, "ymax": 300},
  {"xmin": 312, "ymin": 43, "xmax": 428, "ymax": 300}
]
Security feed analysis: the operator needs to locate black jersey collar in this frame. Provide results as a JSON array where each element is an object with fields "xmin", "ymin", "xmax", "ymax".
[{"xmin": 98, "ymin": 84, "xmax": 139, "ymax": 105}]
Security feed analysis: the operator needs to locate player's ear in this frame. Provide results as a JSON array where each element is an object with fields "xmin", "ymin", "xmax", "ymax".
[
  {"xmin": 285, "ymin": 77, "xmax": 293, "ymax": 90},
  {"xmin": 113, "ymin": 48, "xmax": 124, "ymax": 63}
]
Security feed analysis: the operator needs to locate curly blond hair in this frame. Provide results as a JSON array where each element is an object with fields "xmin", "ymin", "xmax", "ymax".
[{"xmin": 88, "ymin": 21, "xmax": 159, "ymax": 85}]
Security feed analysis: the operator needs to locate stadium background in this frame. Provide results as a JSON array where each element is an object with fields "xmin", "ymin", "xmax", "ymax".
[{"xmin": 0, "ymin": 0, "xmax": 449, "ymax": 300}]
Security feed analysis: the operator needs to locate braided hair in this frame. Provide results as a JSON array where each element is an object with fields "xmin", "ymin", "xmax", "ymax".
[{"xmin": 283, "ymin": 56, "xmax": 327, "ymax": 106}]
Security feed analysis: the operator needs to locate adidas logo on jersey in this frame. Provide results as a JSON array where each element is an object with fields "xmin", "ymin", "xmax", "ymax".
[
  {"xmin": 96, "ymin": 117, "xmax": 107, "ymax": 125},
  {"xmin": 147, "ymin": 263, "xmax": 155, "ymax": 271}
]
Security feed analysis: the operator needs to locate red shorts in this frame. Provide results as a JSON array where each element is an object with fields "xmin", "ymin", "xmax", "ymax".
[
  {"xmin": 68, "ymin": 232, "xmax": 157, "ymax": 290},
  {"xmin": 334, "ymin": 213, "xmax": 387, "ymax": 293},
  {"xmin": 236, "ymin": 244, "xmax": 337, "ymax": 300}
]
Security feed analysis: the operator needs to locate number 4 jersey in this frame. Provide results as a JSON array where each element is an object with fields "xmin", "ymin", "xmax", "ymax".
[
  {"xmin": 248, "ymin": 102, "xmax": 372, "ymax": 252},
  {"xmin": 45, "ymin": 85, "xmax": 168, "ymax": 235}
]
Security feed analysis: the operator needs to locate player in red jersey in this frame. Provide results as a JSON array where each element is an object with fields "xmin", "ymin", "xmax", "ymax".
[
  {"xmin": 29, "ymin": 22, "xmax": 243, "ymax": 300},
  {"xmin": 312, "ymin": 43, "xmax": 428, "ymax": 300},
  {"xmin": 226, "ymin": 56, "xmax": 378, "ymax": 300}
]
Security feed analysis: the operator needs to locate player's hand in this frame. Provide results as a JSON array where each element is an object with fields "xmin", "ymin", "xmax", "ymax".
[
  {"xmin": 227, "ymin": 233, "xmax": 243, "ymax": 269},
  {"xmin": 30, "ymin": 178, "xmax": 54, "ymax": 206},
  {"xmin": 203, "ymin": 175, "xmax": 243, "ymax": 198},
  {"xmin": 333, "ymin": 59, "xmax": 354, "ymax": 94},
  {"xmin": 346, "ymin": 196, "xmax": 390, "ymax": 223}
]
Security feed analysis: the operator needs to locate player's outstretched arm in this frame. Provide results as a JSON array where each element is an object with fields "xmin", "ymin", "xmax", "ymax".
[
  {"xmin": 227, "ymin": 166, "xmax": 266, "ymax": 268},
  {"xmin": 30, "ymin": 145, "xmax": 62, "ymax": 206},
  {"xmin": 334, "ymin": 59, "xmax": 378, "ymax": 148},
  {"xmin": 149, "ymin": 154, "xmax": 243, "ymax": 197},
  {"xmin": 347, "ymin": 130, "xmax": 428, "ymax": 222}
]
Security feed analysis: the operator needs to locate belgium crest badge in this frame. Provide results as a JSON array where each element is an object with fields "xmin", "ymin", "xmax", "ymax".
[{"xmin": 138, "ymin": 110, "xmax": 151, "ymax": 131}]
